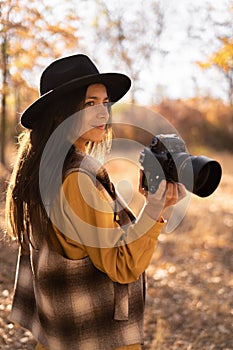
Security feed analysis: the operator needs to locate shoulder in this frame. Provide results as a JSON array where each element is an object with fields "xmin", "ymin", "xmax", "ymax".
[
  {"xmin": 63, "ymin": 170, "xmax": 112, "ymax": 204},
  {"xmin": 64, "ymin": 170, "xmax": 95, "ymax": 187}
]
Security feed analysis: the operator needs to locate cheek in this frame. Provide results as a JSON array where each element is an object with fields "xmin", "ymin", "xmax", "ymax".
[{"xmin": 79, "ymin": 114, "xmax": 91, "ymax": 135}]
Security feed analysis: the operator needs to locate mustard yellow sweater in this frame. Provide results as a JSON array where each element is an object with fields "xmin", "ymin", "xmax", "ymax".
[{"xmin": 37, "ymin": 172, "xmax": 164, "ymax": 350}]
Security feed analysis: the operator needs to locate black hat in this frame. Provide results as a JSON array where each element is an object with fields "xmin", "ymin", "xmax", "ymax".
[{"xmin": 20, "ymin": 54, "xmax": 131, "ymax": 129}]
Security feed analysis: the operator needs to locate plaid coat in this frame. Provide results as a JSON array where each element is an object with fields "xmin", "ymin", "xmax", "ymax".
[{"xmin": 10, "ymin": 153, "xmax": 145, "ymax": 349}]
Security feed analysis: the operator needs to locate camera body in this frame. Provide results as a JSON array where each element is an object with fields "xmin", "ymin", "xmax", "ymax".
[
  {"xmin": 139, "ymin": 134, "xmax": 185, "ymax": 193},
  {"xmin": 139, "ymin": 134, "xmax": 222, "ymax": 197}
]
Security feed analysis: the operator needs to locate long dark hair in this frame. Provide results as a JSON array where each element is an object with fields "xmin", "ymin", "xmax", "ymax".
[{"xmin": 5, "ymin": 86, "xmax": 112, "ymax": 247}]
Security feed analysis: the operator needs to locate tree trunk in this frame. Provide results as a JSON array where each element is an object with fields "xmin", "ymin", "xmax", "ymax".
[{"xmin": 1, "ymin": 36, "xmax": 8, "ymax": 166}]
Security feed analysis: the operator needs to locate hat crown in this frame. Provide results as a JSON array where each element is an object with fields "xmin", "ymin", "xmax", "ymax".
[
  {"xmin": 21, "ymin": 53, "xmax": 131, "ymax": 129},
  {"xmin": 40, "ymin": 54, "xmax": 99, "ymax": 95}
]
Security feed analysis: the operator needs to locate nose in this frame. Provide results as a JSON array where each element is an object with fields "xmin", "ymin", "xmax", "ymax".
[{"xmin": 96, "ymin": 103, "xmax": 109, "ymax": 120}]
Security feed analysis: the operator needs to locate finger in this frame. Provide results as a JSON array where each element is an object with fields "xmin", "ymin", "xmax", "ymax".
[
  {"xmin": 177, "ymin": 183, "xmax": 187, "ymax": 200},
  {"xmin": 155, "ymin": 179, "xmax": 167, "ymax": 200},
  {"xmin": 172, "ymin": 183, "xmax": 178, "ymax": 201},
  {"xmin": 166, "ymin": 182, "xmax": 177, "ymax": 200},
  {"xmin": 165, "ymin": 182, "xmax": 178, "ymax": 206}
]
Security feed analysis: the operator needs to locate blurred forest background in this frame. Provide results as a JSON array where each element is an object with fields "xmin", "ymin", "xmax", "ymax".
[
  {"xmin": 0, "ymin": 0, "xmax": 233, "ymax": 165},
  {"xmin": 0, "ymin": 0, "xmax": 233, "ymax": 349}
]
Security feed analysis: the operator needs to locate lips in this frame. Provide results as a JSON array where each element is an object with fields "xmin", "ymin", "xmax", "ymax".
[{"xmin": 92, "ymin": 124, "xmax": 106, "ymax": 130}]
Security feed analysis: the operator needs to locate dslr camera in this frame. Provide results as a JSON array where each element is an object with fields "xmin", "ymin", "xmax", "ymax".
[{"xmin": 139, "ymin": 134, "xmax": 222, "ymax": 197}]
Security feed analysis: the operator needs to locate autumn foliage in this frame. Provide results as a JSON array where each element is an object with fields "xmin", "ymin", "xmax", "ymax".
[
  {"xmin": 154, "ymin": 97, "xmax": 233, "ymax": 151},
  {"xmin": 112, "ymin": 98, "xmax": 233, "ymax": 154}
]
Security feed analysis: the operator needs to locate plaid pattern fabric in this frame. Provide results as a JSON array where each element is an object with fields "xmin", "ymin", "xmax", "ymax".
[
  {"xmin": 10, "ymin": 251, "xmax": 48, "ymax": 346},
  {"xmin": 10, "ymin": 154, "xmax": 146, "ymax": 349},
  {"xmin": 10, "ymin": 240, "xmax": 145, "ymax": 349}
]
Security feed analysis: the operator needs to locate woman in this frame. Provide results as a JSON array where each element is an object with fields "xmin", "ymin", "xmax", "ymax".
[{"xmin": 6, "ymin": 54, "xmax": 186, "ymax": 350}]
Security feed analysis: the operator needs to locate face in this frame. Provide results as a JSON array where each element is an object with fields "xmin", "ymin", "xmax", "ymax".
[{"xmin": 74, "ymin": 84, "xmax": 110, "ymax": 152}]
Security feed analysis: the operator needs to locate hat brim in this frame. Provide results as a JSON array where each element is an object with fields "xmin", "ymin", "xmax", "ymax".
[{"xmin": 20, "ymin": 72, "xmax": 131, "ymax": 129}]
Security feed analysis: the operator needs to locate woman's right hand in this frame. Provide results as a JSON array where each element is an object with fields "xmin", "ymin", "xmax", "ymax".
[{"xmin": 141, "ymin": 178, "xmax": 187, "ymax": 221}]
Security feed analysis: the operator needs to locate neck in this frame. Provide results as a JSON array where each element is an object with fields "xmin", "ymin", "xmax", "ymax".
[{"xmin": 73, "ymin": 139, "xmax": 86, "ymax": 153}]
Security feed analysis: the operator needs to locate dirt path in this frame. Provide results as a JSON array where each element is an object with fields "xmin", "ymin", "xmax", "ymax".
[
  {"xmin": 143, "ymin": 151, "xmax": 233, "ymax": 349},
  {"xmin": 0, "ymin": 151, "xmax": 232, "ymax": 349}
]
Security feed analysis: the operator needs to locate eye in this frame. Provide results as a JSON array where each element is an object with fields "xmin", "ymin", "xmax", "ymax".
[{"xmin": 84, "ymin": 100, "xmax": 94, "ymax": 108}]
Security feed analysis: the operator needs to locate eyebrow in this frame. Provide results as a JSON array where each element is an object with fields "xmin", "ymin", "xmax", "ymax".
[{"xmin": 85, "ymin": 95, "xmax": 109, "ymax": 100}]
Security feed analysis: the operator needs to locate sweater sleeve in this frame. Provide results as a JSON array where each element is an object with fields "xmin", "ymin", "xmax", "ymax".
[{"xmin": 50, "ymin": 171, "xmax": 164, "ymax": 284}]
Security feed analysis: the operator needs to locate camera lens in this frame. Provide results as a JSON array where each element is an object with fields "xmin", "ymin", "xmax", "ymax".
[
  {"xmin": 191, "ymin": 156, "xmax": 222, "ymax": 197},
  {"xmin": 180, "ymin": 156, "xmax": 222, "ymax": 197},
  {"xmin": 140, "ymin": 134, "xmax": 222, "ymax": 198}
]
